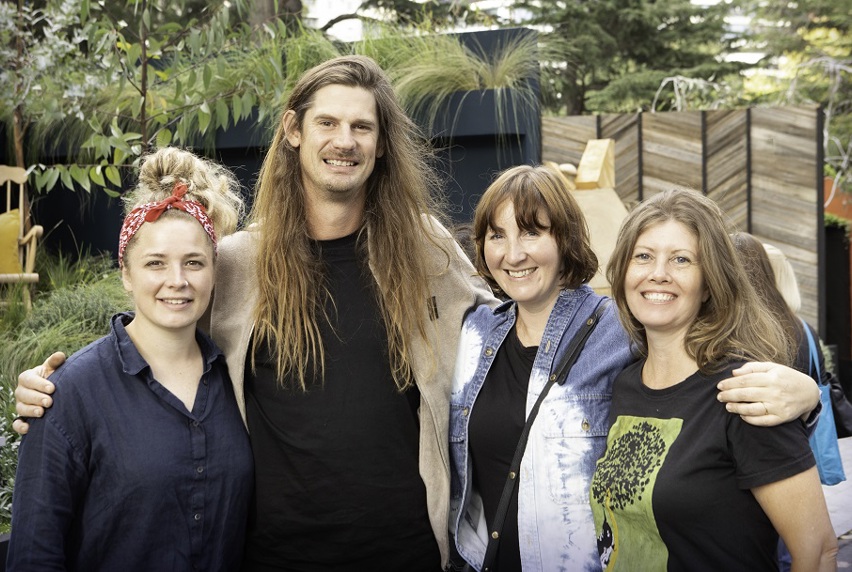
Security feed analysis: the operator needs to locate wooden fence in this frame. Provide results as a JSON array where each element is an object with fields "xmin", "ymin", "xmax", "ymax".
[{"xmin": 542, "ymin": 106, "xmax": 825, "ymax": 331}]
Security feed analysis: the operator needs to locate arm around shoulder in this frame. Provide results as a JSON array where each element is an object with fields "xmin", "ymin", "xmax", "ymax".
[
  {"xmin": 716, "ymin": 362, "xmax": 820, "ymax": 426},
  {"xmin": 12, "ymin": 352, "xmax": 66, "ymax": 435}
]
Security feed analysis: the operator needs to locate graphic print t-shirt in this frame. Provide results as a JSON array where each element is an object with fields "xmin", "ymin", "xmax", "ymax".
[{"xmin": 589, "ymin": 360, "xmax": 814, "ymax": 572}]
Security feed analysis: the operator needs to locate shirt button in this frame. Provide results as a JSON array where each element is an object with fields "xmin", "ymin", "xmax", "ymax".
[
  {"xmin": 462, "ymin": 407, "xmax": 469, "ymax": 417},
  {"xmin": 194, "ymin": 513, "xmax": 201, "ymax": 521},
  {"xmin": 581, "ymin": 418, "xmax": 591, "ymax": 432},
  {"xmin": 191, "ymin": 421, "xmax": 200, "ymax": 427},
  {"xmin": 484, "ymin": 348, "xmax": 493, "ymax": 356},
  {"xmin": 196, "ymin": 466, "xmax": 205, "ymax": 474},
  {"xmin": 202, "ymin": 379, "xmax": 208, "ymax": 385}
]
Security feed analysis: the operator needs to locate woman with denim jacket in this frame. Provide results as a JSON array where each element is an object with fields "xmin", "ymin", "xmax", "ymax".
[{"xmin": 448, "ymin": 166, "xmax": 824, "ymax": 572}]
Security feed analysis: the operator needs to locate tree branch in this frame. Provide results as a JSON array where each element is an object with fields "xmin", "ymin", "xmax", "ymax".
[{"xmin": 320, "ymin": 13, "xmax": 360, "ymax": 32}]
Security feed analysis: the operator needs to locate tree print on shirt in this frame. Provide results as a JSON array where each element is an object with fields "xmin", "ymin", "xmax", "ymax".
[{"xmin": 589, "ymin": 415, "xmax": 683, "ymax": 571}]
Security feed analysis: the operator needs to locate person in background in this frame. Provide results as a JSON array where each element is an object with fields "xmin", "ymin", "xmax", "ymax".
[
  {"xmin": 6, "ymin": 147, "xmax": 253, "ymax": 571},
  {"xmin": 449, "ymin": 167, "xmax": 822, "ymax": 571},
  {"xmin": 732, "ymin": 232, "xmax": 817, "ymax": 374},
  {"xmin": 591, "ymin": 189, "xmax": 836, "ymax": 571},
  {"xmin": 763, "ymin": 241, "xmax": 802, "ymax": 314},
  {"xmin": 733, "ymin": 230, "xmax": 845, "ymax": 571}
]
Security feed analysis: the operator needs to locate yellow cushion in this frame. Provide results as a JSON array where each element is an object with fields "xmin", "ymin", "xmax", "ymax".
[{"xmin": 0, "ymin": 209, "xmax": 23, "ymax": 274}]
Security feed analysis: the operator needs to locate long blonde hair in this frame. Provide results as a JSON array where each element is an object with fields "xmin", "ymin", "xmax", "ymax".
[
  {"xmin": 249, "ymin": 55, "xmax": 446, "ymax": 391},
  {"xmin": 607, "ymin": 189, "xmax": 790, "ymax": 372}
]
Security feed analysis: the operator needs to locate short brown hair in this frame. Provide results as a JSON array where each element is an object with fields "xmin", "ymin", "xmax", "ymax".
[{"xmin": 473, "ymin": 164, "xmax": 598, "ymax": 296}]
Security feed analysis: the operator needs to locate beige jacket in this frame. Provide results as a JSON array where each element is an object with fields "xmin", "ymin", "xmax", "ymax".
[{"xmin": 206, "ymin": 218, "xmax": 496, "ymax": 567}]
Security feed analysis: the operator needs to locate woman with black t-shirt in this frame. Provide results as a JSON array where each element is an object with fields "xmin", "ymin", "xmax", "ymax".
[{"xmin": 591, "ymin": 189, "xmax": 836, "ymax": 571}]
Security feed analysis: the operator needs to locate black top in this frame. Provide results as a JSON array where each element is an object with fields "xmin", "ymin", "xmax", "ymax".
[
  {"xmin": 469, "ymin": 325, "xmax": 536, "ymax": 571},
  {"xmin": 591, "ymin": 361, "xmax": 815, "ymax": 571},
  {"xmin": 242, "ymin": 232, "xmax": 440, "ymax": 571}
]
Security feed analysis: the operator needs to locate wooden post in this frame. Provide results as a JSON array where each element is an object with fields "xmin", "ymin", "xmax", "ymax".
[{"xmin": 575, "ymin": 139, "xmax": 615, "ymax": 190}]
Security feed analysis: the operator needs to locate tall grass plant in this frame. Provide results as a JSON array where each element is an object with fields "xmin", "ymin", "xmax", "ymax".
[{"xmin": 359, "ymin": 28, "xmax": 540, "ymax": 138}]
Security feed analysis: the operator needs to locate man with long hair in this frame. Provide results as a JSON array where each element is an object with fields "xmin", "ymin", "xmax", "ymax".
[{"xmin": 207, "ymin": 56, "xmax": 494, "ymax": 570}]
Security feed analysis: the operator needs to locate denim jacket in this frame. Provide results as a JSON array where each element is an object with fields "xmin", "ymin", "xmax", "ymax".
[{"xmin": 449, "ymin": 286, "xmax": 634, "ymax": 571}]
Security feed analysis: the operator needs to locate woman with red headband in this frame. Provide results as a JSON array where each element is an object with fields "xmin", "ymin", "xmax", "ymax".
[{"xmin": 7, "ymin": 147, "xmax": 253, "ymax": 571}]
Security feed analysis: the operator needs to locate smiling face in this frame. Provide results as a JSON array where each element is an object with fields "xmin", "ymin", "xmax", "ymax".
[
  {"xmin": 121, "ymin": 216, "xmax": 214, "ymax": 338},
  {"xmin": 284, "ymin": 84, "xmax": 383, "ymax": 204},
  {"xmin": 484, "ymin": 200, "xmax": 563, "ymax": 316},
  {"xmin": 625, "ymin": 219, "xmax": 708, "ymax": 342}
]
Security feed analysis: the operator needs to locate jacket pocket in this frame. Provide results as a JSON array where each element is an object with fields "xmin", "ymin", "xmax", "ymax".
[{"xmin": 541, "ymin": 393, "xmax": 611, "ymax": 505}]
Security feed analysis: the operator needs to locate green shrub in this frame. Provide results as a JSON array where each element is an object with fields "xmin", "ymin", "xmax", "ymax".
[
  {"xmin": 0, "ymin": 387, "xmax": 19, "ymax": 534},
  {"xmin": 36, "ymin": 249, "xmax": 116, "ymax": 293}
]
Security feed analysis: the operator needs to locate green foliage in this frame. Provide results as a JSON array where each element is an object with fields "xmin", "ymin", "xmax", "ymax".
[
  {"xmin": 825, "ymin": 212, "xmax": 851, "ymax": 237},
  {"xmin": 515, "ymin": 0, "xmax": 737, "ymax": 115},
  {"xmin": 362, "ymin": 27, "xmax": 539, "ymax": 137},
  {"xmin": 324, "ymin": 0, "xmax": 498, "ymax": 33},
  {"xmin": 0, "ymin": 390, "xmax": 19, "ymax": 534},
  {"xmin": 0, "ymin": 254, "xmax": 127, "ymax": 533},
  {"xmin": 3, "ymin": 1, "xmax": 537, "ymax": 202},
  {"xmin": 36, "ymin": 249, "xmax": 116, "ymax": 292},
  {"xmin": 742, "ymin": 0, "xmax": 852, "ymax": 216},
  {"xmin": 360, "ymin": 0, "xmax": 497, "ymax": 28},
  {"xmin": 0, "ymin": 286, "xmax": 30, "ymax": 338},
  {"xmin": 2, "ymin": 0, "xmax": 284, "ymax": 195},
  {"xmin": 280, "ymin": 26, "xmax": 344, "ymax": 95}
]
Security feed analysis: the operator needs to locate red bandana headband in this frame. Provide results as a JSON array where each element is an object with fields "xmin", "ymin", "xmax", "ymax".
[{"xmin": 118, "ymin": 182, "xmax": 217, "ymax": 267}]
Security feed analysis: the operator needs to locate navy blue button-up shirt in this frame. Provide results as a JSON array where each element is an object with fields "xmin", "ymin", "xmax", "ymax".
[{"xmin": 7, "ymin": 313, "xmax": 253, "ymax": 571}]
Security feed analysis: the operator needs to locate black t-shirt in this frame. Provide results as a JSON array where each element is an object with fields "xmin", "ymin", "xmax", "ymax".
[
  {"xmin": 469, "ymin": 325, "xmax": 535, "ymax": 571},
  {"xmin": 241, "ymin": 232, "xmax": 441, "ymax": 571},
  {"xmin": 590, "ymin": 361, "xmax": 815, "ymax": 571}
]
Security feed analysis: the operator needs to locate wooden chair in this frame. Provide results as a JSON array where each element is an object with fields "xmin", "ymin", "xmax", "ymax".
[{"xmin": 0, "ymin": 166, "xmax": 43, "ymax": 308}]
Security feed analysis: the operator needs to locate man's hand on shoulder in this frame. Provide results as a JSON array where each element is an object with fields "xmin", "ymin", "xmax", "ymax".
[{"xmin": 13, "ymin": 352, "xmax": 66, "ymax": 435}]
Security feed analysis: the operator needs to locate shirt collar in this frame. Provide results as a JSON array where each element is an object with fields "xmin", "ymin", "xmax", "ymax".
[
  {"xmin": 491, "ymin": 286, "xmax": 589, "ymax": 316},
  {"xmin": 111, "ymin": 312, "xmax": 225, "ymax": 376}
]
